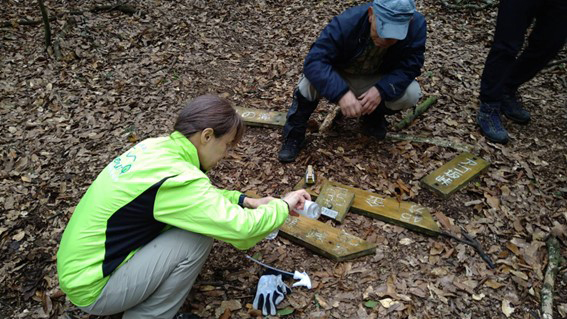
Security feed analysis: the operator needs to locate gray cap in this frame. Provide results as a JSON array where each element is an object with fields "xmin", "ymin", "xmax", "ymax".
[{"xmin": 372, "ymin": 0, "xmax": 416, "ymax": 40}]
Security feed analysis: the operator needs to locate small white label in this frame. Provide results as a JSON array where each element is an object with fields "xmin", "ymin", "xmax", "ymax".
[{"xmin": 322, "ymin": 207, "xmax": 339, "ymax": 219}]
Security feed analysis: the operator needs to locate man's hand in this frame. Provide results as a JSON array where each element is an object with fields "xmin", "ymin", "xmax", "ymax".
[
  {"xmin": 244, "ymin": 196, "xmax": 276, "ymax": 209},
  {"xmin": 282, "ymin": 189, "xmax": 311, "ymax": 214},
  {"xmin": 359, "ymin": 87, "xmax": 382, "ymax": 115},
  {"xmin": 338, "ymin": 91, "xmax": 363, "ymax": 117}
]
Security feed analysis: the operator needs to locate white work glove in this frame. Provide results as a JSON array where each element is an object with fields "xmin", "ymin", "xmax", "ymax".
[{"xmin": 252, "ymin": 274, "xmax": 291, "ymax": 316}]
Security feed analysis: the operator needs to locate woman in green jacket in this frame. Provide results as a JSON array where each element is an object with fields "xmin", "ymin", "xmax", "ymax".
[{"xmin": 57, "ymin": 95, "xmax": 310, "ymax": 318}]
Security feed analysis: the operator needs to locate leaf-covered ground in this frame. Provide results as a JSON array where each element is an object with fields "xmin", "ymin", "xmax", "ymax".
[{"xmin": 1, "ymin": 0, "xmax": 566, "ymax": 318}]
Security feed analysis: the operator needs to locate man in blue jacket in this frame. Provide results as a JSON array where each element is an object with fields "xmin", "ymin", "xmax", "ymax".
[{"xmin": 278, "ymin": 0, "xmax": 426, "ymax": 162}]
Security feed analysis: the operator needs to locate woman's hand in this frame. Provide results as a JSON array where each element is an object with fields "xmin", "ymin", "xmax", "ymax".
[
  {"xmin": 282, "ymin": 189, "xmax": 311, "ymax": 214},
  {"xmin": 244, "ymin": 196, "xmax": 276, "ymax": 209}
]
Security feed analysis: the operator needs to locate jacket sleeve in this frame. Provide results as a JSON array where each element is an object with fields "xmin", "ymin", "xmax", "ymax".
[
  {"xmin": 153, "ymin": 173, "xmax": 289, "ymax": 250},
  {"xmin": 216, "ymin": 188, "xmax": 242, "ymax": 205},
  {"xmin": 376, "ymin": 15, "xmax": 426, "ymax": 101},
  {"xmin": 303, "ymin": 16, "xmax": 351, "ymax": 103}
]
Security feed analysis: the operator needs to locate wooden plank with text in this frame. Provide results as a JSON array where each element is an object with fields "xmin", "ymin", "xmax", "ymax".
[
  {"xmin": 245, "ymin": 191, "xmax": 376, "ymax": 261},
  {"xmin": 295, "ymin": 178, "xmax": 440, "ymax": 236},
  {"xmin": 279, "ymin": 215, "xmax": 376, "ymax": 261},
  {"xmin": 234, "ymin": 107, "xmax": 286, "ymax": 128},
  {"xmin": 421, "ymin": 153, "xmax": 489, "ymax": 198},
  {"xmin": 315, "ymin": 182, "xmax": 355, "ymax": 223}
]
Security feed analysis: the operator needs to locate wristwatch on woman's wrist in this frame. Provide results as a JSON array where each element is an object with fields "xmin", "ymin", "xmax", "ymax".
[{"xmin": 238, "ymin": 194, "xmax": 247, "ymax": 208}]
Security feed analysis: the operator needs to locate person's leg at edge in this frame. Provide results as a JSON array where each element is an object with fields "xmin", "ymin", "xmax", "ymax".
[
  {"xmin": 477, "ymin": 0, "xmax": 536, "ymax": 143},
  {"xmin": 363, "ymin": 80, "xmax": 422, "ymax": 139},
  {"xmin": 479, "ymin": 0, "xmax": 535, "ymax": 103},
  {"xmin": 501, "ymin": 0, "xmax": 567, "ymax": 124},
  {"xmin": 80, "ymin": 228, "xmax": 213, "ymax": 319},
  {"xmin": 279, "ymin": 75, "xmax": 320, "ymax": 162}
]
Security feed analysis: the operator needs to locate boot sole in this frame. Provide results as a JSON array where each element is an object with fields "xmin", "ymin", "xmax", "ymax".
[
  {"xmin": 502, "ymin": 112, "xmax": 530, "ymax": 125},
  {"xmin": 484, "ymin": 134, "xmax": 509, "ymax": 144}
]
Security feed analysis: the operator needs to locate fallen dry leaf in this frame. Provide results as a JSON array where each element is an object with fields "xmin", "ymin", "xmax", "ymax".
[
  {"xmin": 509, "ymin": 270, "xmax": 528, "ymax": 281},
  {"xmin": 12, "ymin": 230, "xmax": 25, "ymax": 241},
  {"xmin": 1, "ymin": 1, "xmax": 566, "ymax": 319},
  {"xmin": 558, "ymin": 303, "xmax": 567, "ymax": 318},
  {"xmin": 472, "ymin": 293, "xmax": 485, "ymax": 301},
  {"xmin": 502, "ymin": 299, "xmax": 515, "ymax": 317},
  {"xmin": 484, "ymin": 193, "xmax": 500, "ymax": 209},
  {"xmin": 315, "ymin": 294, "xmax": 332, "ymax": 310},
  {"xmin": 484, "ymin": 280, "xmax": 505, "ymax": 289},
  {"xmin": 379, "ymin": 298, "xmax": 399, "ymax": 308}
]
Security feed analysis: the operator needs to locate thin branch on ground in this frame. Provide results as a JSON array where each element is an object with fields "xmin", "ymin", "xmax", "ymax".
[
  {"xmin": 440, "ymin": 0, "xmax": 497, "ymax": 10},
  {"xmin": 541, "ymin": 236, "xmax": 564, "ymax": 319},
  {"xmin": 386, "ymin": 133, "xmax": 476, "ymax": 153},
  {"xmin": 37, "ymin": 0, "xmax": 51, "ymax": 48},
  {"xmin": 546, "ymin": 57, "xmax": 567, "ymax": 68},
  {"xmin": 1, "ymin": 3, "xmax": 143, "ymax": 28},
  {"xmin": 440, "ymin": 229, "xmax": 496, "ymax": 269}
]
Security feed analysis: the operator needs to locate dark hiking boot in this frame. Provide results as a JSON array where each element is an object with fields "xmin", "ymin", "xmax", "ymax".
[
  {"xmin": 279, "ymin": 89, "xmax": 318, "ymax": 162},
  {"xmin": 501, "ymin": 93, "xmax": 531, "ymax": 124},
  {"xmin": 362, "ymin": 105, "xmax": 389, "ymax": 139},
  {"xmin": 278, "ymin": 134, "xmax": 305, "ymax": 162},
  {"xmin": 477, "ymin": 101, "xmax": 509, "ymax": 144}
]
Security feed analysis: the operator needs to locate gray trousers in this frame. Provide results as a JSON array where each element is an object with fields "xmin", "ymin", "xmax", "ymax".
[
  {"xmin": 298, "ymin": 72, "xmax": 422, "ymax": 111},
  {"xmin": 80, "ymin": 228, "xmax": 213, "ymax": 319}
]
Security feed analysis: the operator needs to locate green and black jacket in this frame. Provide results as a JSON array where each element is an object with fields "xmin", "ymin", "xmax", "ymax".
[{"xmin": 57, "ymin": 131, "xmax": 289, "ymax": 307}]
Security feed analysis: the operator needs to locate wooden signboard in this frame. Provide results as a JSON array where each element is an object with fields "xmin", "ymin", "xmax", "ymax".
[
  {"xmin": 234, "ymin": 107, "xmax": 286, "ymax": 128},
  {"xmin": 245, "ymin": 192, "xmax": 375, "ymax": 261},
  {"xmin": 315, "ymin": 182, "xmax": 355, "ymax": 223},
  {"xmin": 279, "ymin": 215, "xmax": 376, "ymax": 261},
  {"xmin": 421, "ymin": 153, "xmax": 489, "ymax": 198},
  {"xmin": 295, "ymin": 178, "xmax": 440, "ymax": 236}
]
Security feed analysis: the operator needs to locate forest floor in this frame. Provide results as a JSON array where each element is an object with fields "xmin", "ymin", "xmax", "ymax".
[{"xmin": 1, "ymin": 0, "xmax": 566, "ymax": 318}]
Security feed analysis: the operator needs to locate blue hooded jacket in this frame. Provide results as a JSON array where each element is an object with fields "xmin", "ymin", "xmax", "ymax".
[{"xmin": 303, "ymin": 3, "xmax": 426, "ymax": 103}]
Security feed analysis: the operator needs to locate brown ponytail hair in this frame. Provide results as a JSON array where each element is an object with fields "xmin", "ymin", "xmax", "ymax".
[{"xmin": 174, "ymin": 95, "xmax": 245, "ymax": 145}]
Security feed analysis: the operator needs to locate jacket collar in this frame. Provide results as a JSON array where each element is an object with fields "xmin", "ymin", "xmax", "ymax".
[{"xmin": 169, "ymin": 131, "xmax": 201, "ymax": 169}]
